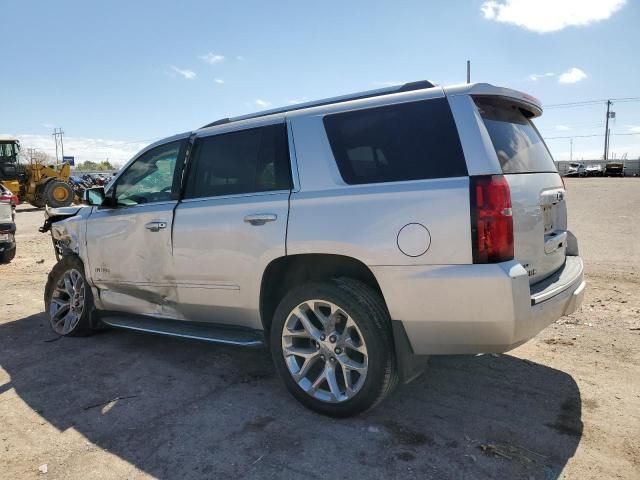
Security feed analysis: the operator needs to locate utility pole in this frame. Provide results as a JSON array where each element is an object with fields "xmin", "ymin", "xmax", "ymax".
[
  {"xmin": 466, "ymin": 60, "xmax": 471, "ymax": 84},
  {"xmin": 570, "ymin": 138, "xmax": 573, "ymax": 162},
  {"xmin": 52, "ymin": 128, "xmax": 65, "ymax": 164},
  {"xmin": 25, "ymin": 147, "xmax": 35, "ymax": 164},
  {"xmin": 603, "ymin": 100, "xmax": 613, "ymax": 161}
]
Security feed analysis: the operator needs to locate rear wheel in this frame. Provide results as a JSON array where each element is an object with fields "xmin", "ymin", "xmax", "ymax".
[
  {"xmin": 0, "ymin": 245, "xmax": 15, "ymax": 264},
  {"xmin": 270, "ymin": 278, "xmax": 397, "ymax": 417},
  {"xmin": 44, "ymin": 256, "xmax": 94, "ymax": 336},
  {"xmin": 44, "ymin": 180, "xmax": 73, "ymax": 208}
]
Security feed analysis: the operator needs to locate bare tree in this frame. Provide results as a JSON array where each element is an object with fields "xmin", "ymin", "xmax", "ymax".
[{"xmin": 17, "ymin": 148, "xmax": 53, "ymax": 164}]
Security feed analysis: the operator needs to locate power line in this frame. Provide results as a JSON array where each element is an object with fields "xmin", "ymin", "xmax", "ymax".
[
  {"xmin": 545, "ymin": 97, "xmax": 640, "ymax": 109},
  {"xmin": 544, "ymin": 132, "xmax": 640, "ymax": 140}
]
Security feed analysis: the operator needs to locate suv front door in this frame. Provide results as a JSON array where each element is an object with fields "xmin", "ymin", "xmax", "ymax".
[
  {"xmin": 85, "ymin": 137, "xmax": 187, "ymax": 317},
  {"xmin": 172, "ymin": 120, "xmax": 293, "ymax": 329}
]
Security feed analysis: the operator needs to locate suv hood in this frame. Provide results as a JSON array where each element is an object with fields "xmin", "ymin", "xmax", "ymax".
[{"xmin": 39, "ymin": 205, "xmax": 87, "ymax": 233}]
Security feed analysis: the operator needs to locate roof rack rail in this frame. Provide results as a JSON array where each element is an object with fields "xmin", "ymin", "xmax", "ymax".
[{"xmin": 200, "ymin": 79, "xmax": 436, "ymax": 129}]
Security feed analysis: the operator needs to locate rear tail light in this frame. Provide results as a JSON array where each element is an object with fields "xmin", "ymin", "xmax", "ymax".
[{"xmin": 470, "ymin": 175, "xmax": 514, "ymax": 263}]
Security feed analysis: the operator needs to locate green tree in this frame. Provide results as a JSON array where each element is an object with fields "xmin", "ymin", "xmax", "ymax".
[{"xmin": 75, "ymin": 160, "xmax": 115, "ymax": 171}]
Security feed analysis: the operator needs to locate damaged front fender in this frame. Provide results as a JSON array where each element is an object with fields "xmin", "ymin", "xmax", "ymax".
[{"xmin": 40, "ymin": 206, "xmax": 91, "ymax": 259}]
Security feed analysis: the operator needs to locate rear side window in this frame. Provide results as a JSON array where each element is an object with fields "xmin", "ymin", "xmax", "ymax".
[
  {"xmin": 184, "ymin": 123, "xmax": 292, "ymax": 199},
  {"xmin": 323, "ymin": 98, "xmax": 467, "ymax": 185},
  {"xmin": 475, "ymin": 97, "xmax": 557, "ymax": 174}
]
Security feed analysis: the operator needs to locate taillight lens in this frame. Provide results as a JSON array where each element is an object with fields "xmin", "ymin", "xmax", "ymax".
[{"xmin": 470, "ymin": 175, "xmax": 514, "ymax": 263}]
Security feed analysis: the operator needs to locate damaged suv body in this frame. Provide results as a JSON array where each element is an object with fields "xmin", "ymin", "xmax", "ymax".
[{"xmin": 43, "ymin": 81, "xmax": 585, "ymax": 416}]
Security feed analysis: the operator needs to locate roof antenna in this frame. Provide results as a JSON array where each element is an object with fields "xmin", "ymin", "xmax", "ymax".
[{"xmin": 466, "ymin": 60, "xmax": 471, "ymax": 84}]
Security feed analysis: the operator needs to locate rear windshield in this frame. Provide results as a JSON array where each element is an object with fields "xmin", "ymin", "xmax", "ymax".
[
  {"xmin": 475, "ymin": 97, "xmax": 557, "ymax": 174},
  {"xmin": 323, "ymin": 98, "xmax": 467, "ymax": 185}
]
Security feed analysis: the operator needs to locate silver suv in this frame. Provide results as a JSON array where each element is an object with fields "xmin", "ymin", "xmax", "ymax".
[{"xmin": 42, "ymin": 81, "xmax": 585, "ymax": 416}]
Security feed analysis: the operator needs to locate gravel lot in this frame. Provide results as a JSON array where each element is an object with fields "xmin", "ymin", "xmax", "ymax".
[{"xmin": 1, "ymin": 178, "xmax": 639, "ymax": 479}]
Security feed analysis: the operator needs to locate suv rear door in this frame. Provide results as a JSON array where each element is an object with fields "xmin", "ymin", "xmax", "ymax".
[
  {"xmin": 172, "ymin": 120, "xmax": 293, "ymax": 330},
  {"xmin": 474, "ymin": 96, "xmax": 566, "ymax": 284}
]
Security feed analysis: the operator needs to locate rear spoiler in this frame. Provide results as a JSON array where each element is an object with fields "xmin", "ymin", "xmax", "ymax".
[{"xmin": 443, "ymin": 83, "xmax": 543, "ymax": 118}]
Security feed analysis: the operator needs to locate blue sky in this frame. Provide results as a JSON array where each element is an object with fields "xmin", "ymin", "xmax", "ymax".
[{"xmin": 1, "ymin": 0, "xmax": 639, "ymax": 165}]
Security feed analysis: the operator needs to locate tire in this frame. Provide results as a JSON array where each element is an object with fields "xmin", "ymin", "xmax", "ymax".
[
  {"xmin": 270, "ymin": 278, "xmax": 398, "ymax": 417},
  {"xmin": 0, "ymin": 245, "xmax": 16, "ymax": 264},
  {"xmin": 44, "ymin": 180, "xmax": 74, "ymax": 208},
  {"xmin": 44, "ymin": 256, "xmax": 95, "ymax": 336},
  {"xmin": 29, "ymin": 198, "xmax": 45, "ymax": 208}
]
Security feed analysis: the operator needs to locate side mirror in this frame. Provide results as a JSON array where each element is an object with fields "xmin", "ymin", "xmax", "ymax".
[{"xmin": 83, "ymin": 187, "xmax": 106, "ymax": 206}]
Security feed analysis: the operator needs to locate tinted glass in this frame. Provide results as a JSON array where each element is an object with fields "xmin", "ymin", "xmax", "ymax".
[
  {"xmin": 323, "ymin": 98, "xmax": 467, "ymax": 184},
  {"xmin": 115, "ymin": 140, "xmax": 183, "ymax": 206},
  {"xmin": 184, "ymin": 123, "xmax": 292, "ymax": 199},
  {"xmin": 0, "ymin": 143, "xmax": 18, "ymax": 158},
  {"xmin": 475, "ymin": 97, "xmax": 557, "ymax": 174}
]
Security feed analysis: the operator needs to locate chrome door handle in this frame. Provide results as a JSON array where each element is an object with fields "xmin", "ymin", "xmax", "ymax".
[
  {"xmin": 145, "ymin": 221, "xmax": 167, "ymax": 232},
  {"xmin": 244, "ymin": 213, "xmax": 277, "ymax": 226}
]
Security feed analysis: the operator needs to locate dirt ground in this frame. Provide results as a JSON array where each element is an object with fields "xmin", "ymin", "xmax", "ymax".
[{"xmin": 1, "ymin": 178, "xmax": 638, "ymax": 479}]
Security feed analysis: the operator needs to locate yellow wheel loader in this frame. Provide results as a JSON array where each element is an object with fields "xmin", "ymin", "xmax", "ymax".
[{"xmin": 0, "ymin": 136, "xmax": 74, "ymax": 208}]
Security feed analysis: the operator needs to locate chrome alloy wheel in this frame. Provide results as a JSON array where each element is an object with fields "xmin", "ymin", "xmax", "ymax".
[
  {"xmin": 49, "ymin": 268, "xmax": 86, "ymax": 335},
  {"xmin": 281, "ymin": 300, "xmax": 369, "ymax": 403}
]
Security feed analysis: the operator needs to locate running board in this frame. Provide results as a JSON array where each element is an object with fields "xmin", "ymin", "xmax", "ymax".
[{"xmin": 100, "ymin": 314, "xmax": 265, "ymax": 347}]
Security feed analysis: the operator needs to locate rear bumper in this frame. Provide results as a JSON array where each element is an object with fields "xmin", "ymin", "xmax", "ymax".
[
  {"xmin": 372, "ymin": 256, "xmax": 585, "ymax": 355},
  {"xmin": 0, "ymin": 223, "xmax": 16, "ymax": 252}
]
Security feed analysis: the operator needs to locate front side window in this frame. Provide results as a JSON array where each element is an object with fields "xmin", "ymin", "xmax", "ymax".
[
  {"xmin": 323, "ymin": 98, "xmax": 467, "ymax": 185},
  {"xmin": 114, "ymin": 140, "xmax": 184, "ymax": 206},
  {"xmin": 184, "ymin": 123, "xmax": 292, "ymax": 199}
]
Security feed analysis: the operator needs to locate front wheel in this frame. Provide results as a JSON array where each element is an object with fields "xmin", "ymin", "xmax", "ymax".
[
  {"xmin": 44, "ymin": 256, "xmax": 94, "ymax": 336},
  {"xmin": 44, "ymin": 180, "xmax": 74, "ymax": 208},
  {"xmin": 270, "ymin": 278, "xmax": 398, "ymax": 417}
]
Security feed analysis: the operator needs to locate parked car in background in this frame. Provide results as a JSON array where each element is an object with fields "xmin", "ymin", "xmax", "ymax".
[
  {"xmin": 0, "ymin": 200, "xmax": 16, "ymax": 263},
  {"xmin": 0, "ymin": 183, "xmax": 19, "ymax": 210},
  {"xmin": 41, "ymin": 81, "xmax": 585, "ymax": 416},
  {"xmin": 605, "ymin": 162, "xmax": 624, "ymax": 177},
  {"xmin": 585, "ymin": 164, "xmax": 603, "ymax": 177},
  {"xmin": 565, "ymin": 162, "xmax": 586, "ymax": 177}
]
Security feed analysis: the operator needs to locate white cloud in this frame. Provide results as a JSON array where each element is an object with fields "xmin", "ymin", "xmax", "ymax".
[
  {"xmin": 170, "ymin": 66, "xmax": 196, "ymax": 80},
  {"xmin": 528, "ymin": 72, "xmax": 554, "ymax": 81},
  {"xmin": 42, "ymin": 123, "xmax": 55, "ymax": 129},
  {"xmin": 254, "ymin": 99, "xmax": 272, "ymax": 108},
  {"xmin": 13, "ymin": 134, "xmax": 155, "ymax": 167},
  {"xmin": 199, "ymin": 53, "xmax": 225, "ymax": 65},
  {"xmin": 555, "ymin": 125, "xmax": 571, "ymax": 131},
  {"xmin": 481, "ymin": 0, "xmax": 626, "ymax": 33},
  {"xmin": 558, "ymin": 67, "xmax": 587, "ymax": 84},
  {"xmin": 629, "ymin": 126, "xmax": 640, "ymax": 133},
  {"xmin": 213, "ymin": 78, "xmax": 225, "ymax": 84},
  {"xmin": 236, "ymin": 55, "xmax": 245, "ymax": 61}
]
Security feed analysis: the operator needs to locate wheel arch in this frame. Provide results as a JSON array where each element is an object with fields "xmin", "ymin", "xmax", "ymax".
[
  {"xmin": 259, "ymin": 253, "xmax": 385, "ymax": 333},
  {"xmin": 260, "ymin": 253, "xmax": 428, "ymax": 385}
]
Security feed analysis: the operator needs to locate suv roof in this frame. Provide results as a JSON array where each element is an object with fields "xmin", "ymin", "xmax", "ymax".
[
  {"xmin": 199, "ymin": 81, "xmax": 544, "ymax": 131},
  {"xmin": 200, "ymin": 80, "xmax": 437, "ymax": 129}
]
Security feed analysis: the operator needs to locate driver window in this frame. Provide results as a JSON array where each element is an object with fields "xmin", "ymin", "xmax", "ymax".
[{"xmin": 115, "ymin": 140, "xmax": 183, "ymax": 206}]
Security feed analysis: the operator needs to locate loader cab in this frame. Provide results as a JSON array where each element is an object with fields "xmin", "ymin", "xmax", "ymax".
[
  {"xmin": 0, "ymin": 139, "xmax": 20, "ymax": 161},
  {"xmin": 0, "ymin": 138, "xmax": 21, "ymax": 183}
]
